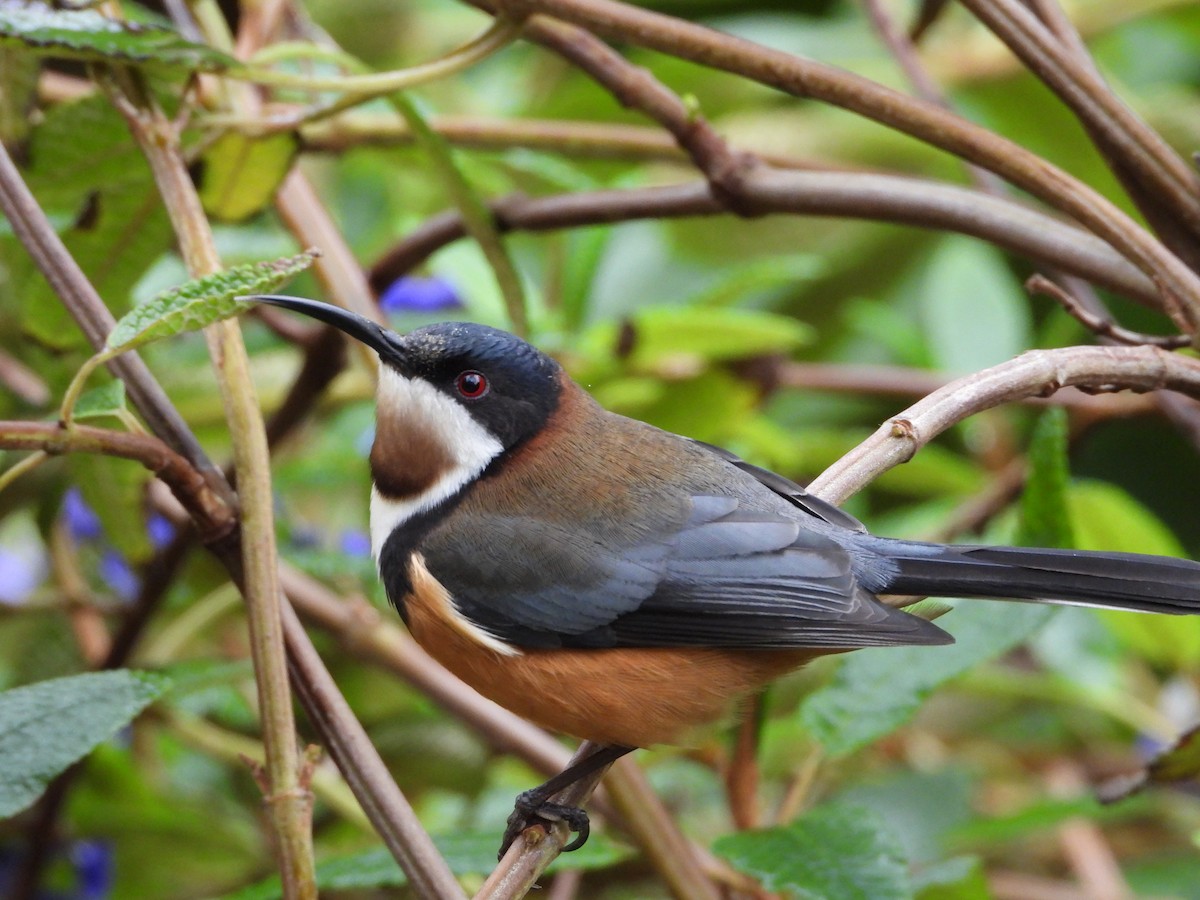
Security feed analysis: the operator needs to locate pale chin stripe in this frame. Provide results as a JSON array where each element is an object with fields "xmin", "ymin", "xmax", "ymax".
[{"xmin": 369, "ymin": 368, "xmax": 504, "ymax": 565}]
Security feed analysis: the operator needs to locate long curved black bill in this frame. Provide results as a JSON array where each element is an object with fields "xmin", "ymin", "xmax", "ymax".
[{"xmin": 245, "ymin": 294, "xmax": 405, "ymax": 363}]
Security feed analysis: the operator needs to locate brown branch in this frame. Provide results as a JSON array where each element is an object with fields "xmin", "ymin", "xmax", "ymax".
[
  {"xmin": 0, "ymin": 350, "xmax": 51, "ymax": 407},
  {"xmin": 808, "ymin": 344, "xmax": 1200, "ymax": 505},
  {"xmin": 300, "ymin": 113, "xmax": 825, "ymax": 170},
  {"xmin": 370, "ymin": 176, "xmax": 1159, "ymax": 308},
  {"xmin": 1026, "ymin": 274, "xmax": 1189, "ymax": 349},
  {"xmin": 958, "ymin": 0, "xmax": 1200, "ymax": 268},
  {"xmin": 480, "ymin": 0, "xmax": 1200, "ymax": 323},
  {"xmin": 860, "ymin": 0, "xmax": 1005, "ymax": 195}
]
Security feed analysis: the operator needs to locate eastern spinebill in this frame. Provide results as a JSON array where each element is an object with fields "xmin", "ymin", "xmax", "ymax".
[{"xmin": 250, "ymin": 295, "xmax": 1200, "ymax": 856}]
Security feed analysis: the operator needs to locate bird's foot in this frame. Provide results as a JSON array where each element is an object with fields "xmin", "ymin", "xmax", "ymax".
[{"xmin": 498, "ymin": 787, "xmax": 591, "ymax": 859}]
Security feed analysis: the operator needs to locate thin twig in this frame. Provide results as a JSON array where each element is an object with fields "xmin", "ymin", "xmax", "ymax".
[
  {"xmin": 1026, "ymin": 274, "xmax": 1189, "ymax": 349},
  {"xmin": 808, "ymin": 344, "xmax": 1200, "ymax": 505},
  {"xmin": 368, "ymin": 176, "xmax": 1159, "ymax": 308},
  {"xmin": 860, "ymin": 0, "xmax": 1004, "ymax": 195},
  {"xmin": 957, "ymin": 0, "xmax": 1200, "ymax": 267},
  {"xmin": 480, "ymin": 0, "xmax": 1200, "ymax": 323}
]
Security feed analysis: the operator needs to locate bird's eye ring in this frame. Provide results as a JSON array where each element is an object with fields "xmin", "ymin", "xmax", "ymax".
[{"xmin": 455, "ymin": 370, "xmax": 489, "ymax": 399}]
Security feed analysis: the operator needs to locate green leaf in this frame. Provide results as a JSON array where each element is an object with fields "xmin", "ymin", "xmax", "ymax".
[
  {"xmin": 912, "ymin": 856, "xmax": 989, "ymax": 900},
  {"xmin": 198, "ymin": 132, "xmax": 299, "ymax": 224},
  {"xmin": 800, "ymin": 602, "xmax": 1051, "ymax": 756},
  {"xmin": 0, "ymin": 3, "xmax": 233, "ymax": 71},
  {"xmin": 1068, "ymin": 480, "xmax": 1200, "ymax": 668},
  {"xmin": 917, "ymin": 236, "xmax": 1031, "ymax": 374},
  {"xmin": 0, "ymin": 44, "xmax": 37, "ymax": 143},
  {"xmin": 714, "ymin": 803, "xmax": 912, "ymax": 900},
  {"xmin": 1017, "ymin": 407, "xmax": 1074, "ymax": 548},
  {"xmin": 585, "ymin": 306, "xmax": 812, "ymax": 373},
  {"xmin": 223, "ymin": 830, "xmax": 633, "ymax": 899},
  {"xmin": 73, "ymin": 380, "xmax": 126, "ymax": 421},
  {"xmin": 0, "ymin": 670, "xmax": 168, "ymax": 818},
  {"xmin": 103, "ymin": 251, "xmax": 318, "ymax": 356}
]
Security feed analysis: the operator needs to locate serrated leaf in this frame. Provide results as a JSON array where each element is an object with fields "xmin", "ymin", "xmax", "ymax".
[
  {"xmin": 198, "ymin": 131, "xmax": 299, "ymax": 223},
  {"xmin": 0, "ymin": 2, "xmax": 233, "ymax": 71},
  {"xmin": 223, "ymin": 830, "xmax": 633, "ymax": 899},
  {"xmin": 714, "ymin": 803, "xmax": 912, "ymax": 900},
  {"xmin": 103, "ymin": 251, "xmax": 317, "ymax": 355},
  {"xmin": 800, "ymin": 602, "xmax": 1051, "ymax": 756},
  {"xmin": 0, "ymin": 670, "xmax": 168, "ymax": 818},
  {"xmin": 1017, "ymin": 407, "xmax": 1074, "ymax": 549},
  {"xmin": 26, "ymin": 95, "xmax": 149, "ymax": 210},
  {"xmin": 73, "ymin": 380, "xmax": 126, "ymax": 420}
]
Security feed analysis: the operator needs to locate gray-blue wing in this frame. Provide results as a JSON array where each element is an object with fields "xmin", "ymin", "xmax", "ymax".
[{"xmin": 422, "ymin": 495, "xmax": 950, "ymax": 650}]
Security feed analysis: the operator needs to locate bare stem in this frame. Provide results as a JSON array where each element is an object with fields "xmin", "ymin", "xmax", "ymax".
[
  {"xmin": 369, "ymin": 176, "xmax": 1159, "ymax": 308},
  {"xmin": 809, "ymin": 345, "xmax": 1200, "ymax": 504},
  {"xmin": 105, "ymin": 75, "xmax": 316, "ymax": 898}
]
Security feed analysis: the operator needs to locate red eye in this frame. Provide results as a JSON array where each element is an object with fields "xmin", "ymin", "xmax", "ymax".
[{"xmin": 455, "ymin": 370, "xmax": 489, "ymax": 399}]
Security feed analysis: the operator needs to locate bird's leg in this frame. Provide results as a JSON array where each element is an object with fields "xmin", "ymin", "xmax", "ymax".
[{"xmin": 499, "ymin": 743, "xmax": 634, "ymax": 859}]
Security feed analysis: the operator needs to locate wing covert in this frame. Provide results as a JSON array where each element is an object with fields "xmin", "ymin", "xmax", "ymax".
[{"xmin": 421, "ymin": 493, "xmax": 949, "ymax": 651}]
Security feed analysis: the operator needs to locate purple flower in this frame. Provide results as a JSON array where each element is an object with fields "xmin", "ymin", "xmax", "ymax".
[
  {"xmin": 71, "ymin": 841, "xmax": 113, "ymax": 900},
  {"xmin": 0, "ymin": 546, "xmax": 46, "ymax": 606},
  {"xmin": 62, "ymin": 488, "xmax": 102, "ymax": 541},
  {"xmin": 99, "ymin": 551, "xmax": 139, "ymax": 602},
  {"xmin": 146, "ymin": 514, "xmax": 175, "ymax": 549},
  {"xmin": 339, "ymin": 530, "xmax": 372, "ymax": 558},
  {"xmin": 379, "ymin": 276, "xmax": 463, "ymax": 314}
]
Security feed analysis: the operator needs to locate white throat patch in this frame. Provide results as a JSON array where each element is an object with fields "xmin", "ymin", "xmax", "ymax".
[{"xmin": 369, "ymin": 367, "xmax": 503, "ymax": 565}]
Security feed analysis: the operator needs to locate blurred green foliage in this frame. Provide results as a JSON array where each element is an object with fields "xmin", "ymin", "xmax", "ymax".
[{"xmin": 1, "ymin": 0, "xmax": 1200, "ymax": 897}]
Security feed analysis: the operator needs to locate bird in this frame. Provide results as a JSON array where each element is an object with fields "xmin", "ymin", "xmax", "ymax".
[{"xmin": 249, "ymin": 294, "xmax": 1200, "ymax": 857}]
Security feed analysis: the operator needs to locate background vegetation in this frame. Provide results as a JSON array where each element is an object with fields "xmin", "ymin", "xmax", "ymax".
[{"xmin": 1, "ymin": 0, "xmax": 1200, "ymax": 897}]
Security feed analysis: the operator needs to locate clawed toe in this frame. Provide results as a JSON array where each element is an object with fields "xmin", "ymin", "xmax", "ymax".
[{"xmin": 498, "ymin": 790, "xmax": 592, "ymax": 859}]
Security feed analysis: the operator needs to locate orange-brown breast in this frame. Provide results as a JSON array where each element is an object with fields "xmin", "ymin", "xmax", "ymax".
[
  {"xmin": 370, "ymin": 396, "xmax": 454, "ymax": 499},
  {"xmin": 404, "ymin": 557, "xmax": 815, "ymax": 747}
]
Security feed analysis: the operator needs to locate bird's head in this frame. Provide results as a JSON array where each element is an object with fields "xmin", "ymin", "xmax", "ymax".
[{"xmin": 248, "ymin": 295, "xmax": 562, "ymax": 501}]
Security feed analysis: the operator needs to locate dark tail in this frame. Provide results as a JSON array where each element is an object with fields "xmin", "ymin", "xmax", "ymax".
[{"xmin": 871, "ymin": 540, "xmax": 1200, "ymax": 616}]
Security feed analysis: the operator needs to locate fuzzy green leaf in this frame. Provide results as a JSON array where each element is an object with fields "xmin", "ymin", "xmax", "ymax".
[
  {"xmin": 72, "ymin": 380, "xmax": 126, "ymax": 421},
  {"xmin": 103, "ymin": 251, "xmax": 317, "ymax": 356},
  {"xmin": 0, "ymin": 3, "xmax": 233, "ymax": 71},
  {"xmin": 0, "ymin": 670, "xmax": 168, "ymax": 818},
  {"xmin": 714, "ymin": 803, "xmax": 911, "ymax": 900}
]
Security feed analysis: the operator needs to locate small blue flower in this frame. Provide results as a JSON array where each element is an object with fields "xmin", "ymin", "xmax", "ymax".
[
  {"xmin": 0, "ymin": 546, "xmax": 45, "ymax": 606},
  {"xmin": 146, "ymin": 514, "xmax": 174, "ymax": 549},
  {"xmin": 71, "ymin": 840, "xmax": 113, "ymax": 900},
  {"xmin": 379, "ymin": 275, "xmax": 463, "ymax": 314},
  {"xmin": 339, "ymin": 530, "xmax": 372, "ymax": 558},
  {"xmin": 62, "ymin": 489, "xmax": 102, "ymax": 542},
  {"xmin": 99, "ymin": 551, "xmax": 139, "ymax": 602}
]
